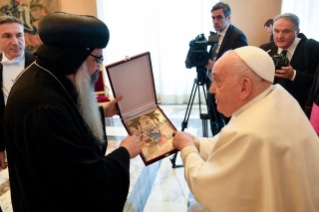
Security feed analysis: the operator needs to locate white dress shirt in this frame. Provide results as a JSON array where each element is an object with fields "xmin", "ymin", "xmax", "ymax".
[
  {"xmin": 1, "ymin": 51, "xmax": 25, "ymax": 105},
  {"xmin": 277, "ymin": 38, "xmax": 301, "ymax": 81}
]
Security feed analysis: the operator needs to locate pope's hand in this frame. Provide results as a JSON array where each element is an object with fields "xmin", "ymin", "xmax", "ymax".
[
  {"xmin": 205, "ymin": 59, "xmax": 215, "ymax": 71},
  {"xmin": 172, "ymin": 131, "xmax": 195, "ymax": 151}
]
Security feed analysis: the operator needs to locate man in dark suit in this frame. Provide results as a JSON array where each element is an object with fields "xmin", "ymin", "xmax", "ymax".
[
  {"xmin": 260, "ymin": 13, "xmax": 319, "ymax": 110},
  {"xmin": 264, "ymin": 19, "xmax": 274, "ymax": 42},
  {"xmin": 205, "ymin": 2, "xmax": 248, "ymax": 135},
  {"xmin": 0, "ymin": 15, "xmax": 36, "ymax": 169}
]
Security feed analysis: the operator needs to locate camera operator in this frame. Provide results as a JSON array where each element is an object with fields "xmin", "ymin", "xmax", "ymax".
[
  {"xmin": 260, "ymin": 13, "xmax": 319, "ymax": 110},
  {"xmin": 206, "ymin": 2, "xmax": 248, "ymax": 135}
]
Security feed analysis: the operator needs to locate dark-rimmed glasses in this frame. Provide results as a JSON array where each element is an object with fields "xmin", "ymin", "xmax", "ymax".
[{"xmin": 89, "ymin": 54, "xmax": 104, "ymax": 66}]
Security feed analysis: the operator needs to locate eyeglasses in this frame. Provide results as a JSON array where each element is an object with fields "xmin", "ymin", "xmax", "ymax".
[{"xmin": 89, "ymin": 54, "xmax": 104, "ymax": 66}]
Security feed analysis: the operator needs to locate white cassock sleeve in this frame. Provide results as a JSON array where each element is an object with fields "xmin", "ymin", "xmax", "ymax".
[
  {"xmin": 180, "ymin": 86, "xmax": 319, "ymax": 211},
  {"xmin": 180, "ymin": 130, "xmax": 271, "ymax": 211}
]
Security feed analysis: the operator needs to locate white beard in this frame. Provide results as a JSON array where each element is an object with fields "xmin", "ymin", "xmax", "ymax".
[{"xmin": 73, "ymin": 62, "xmax": 105, "ymax": 146}]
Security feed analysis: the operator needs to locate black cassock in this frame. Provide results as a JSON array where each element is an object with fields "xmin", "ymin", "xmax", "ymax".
[{"xmin": 4, "ymin": 61, "xmax": 130, "ymax": 212}]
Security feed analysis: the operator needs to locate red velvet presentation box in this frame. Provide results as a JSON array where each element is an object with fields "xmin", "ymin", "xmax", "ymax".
[{"xmin": 105, "ymin": 52, "xmax": 178, "ymax": 165}]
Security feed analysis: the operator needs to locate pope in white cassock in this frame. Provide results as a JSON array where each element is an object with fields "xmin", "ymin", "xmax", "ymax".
[{"xmin": 173, "ymin": 46, "xmax": 319, "ymax": 212}]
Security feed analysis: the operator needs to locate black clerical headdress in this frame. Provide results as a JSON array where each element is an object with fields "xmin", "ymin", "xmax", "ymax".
[{"xmin": 35, "ymin": 12, "xmax": 110, "ymax": 75}]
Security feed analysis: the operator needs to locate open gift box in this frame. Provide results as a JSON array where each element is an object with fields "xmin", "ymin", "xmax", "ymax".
[{"xmin": 105, "ymin": 52, "xmax": 178, "ymax": 165}]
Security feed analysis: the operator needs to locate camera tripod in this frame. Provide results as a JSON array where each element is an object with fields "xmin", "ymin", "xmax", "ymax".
[{"xmin": 170, "ymin": 67, "xmax": 212, "ymax": 168}]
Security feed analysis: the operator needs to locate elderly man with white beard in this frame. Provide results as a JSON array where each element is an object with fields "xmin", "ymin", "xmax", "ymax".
[{"xmin": 3, "ymin": 12, "xmax": 140, "ymax": 212}]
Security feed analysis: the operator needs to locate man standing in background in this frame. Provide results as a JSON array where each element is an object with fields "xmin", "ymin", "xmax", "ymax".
[
  {"xmin": 0, "ymin": 15, "xmax": 35, "ymax": 169},
  {"xmin": 264, "ymin": 19, "xmax": 274, "ymax": 42},
  {"xmin": 260, "ymin": 13, "xmax": 319, "ymax": 110},
  {"xmin": 205, "ymin": 2, "xmax": 248, "ymax": 135}
]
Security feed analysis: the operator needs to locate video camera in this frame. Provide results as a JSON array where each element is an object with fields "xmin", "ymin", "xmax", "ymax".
[{"xmin": 185, "ymin": 32, "xmax": 219, "ymax": 69}]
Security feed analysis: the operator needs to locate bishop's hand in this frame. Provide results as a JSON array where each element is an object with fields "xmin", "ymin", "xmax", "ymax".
[{"xmin": 103, "ymin": 95, "xmax": 123, "ymax": 117}]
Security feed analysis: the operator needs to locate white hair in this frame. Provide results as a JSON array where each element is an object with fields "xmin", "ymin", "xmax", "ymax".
[
  {"xmin": 223, "ymin": 50, "xmax": 264, "ymax": 86},
  {"xmin": 74, "ymin": 62, "xmax": 105, "ymax": 146}
]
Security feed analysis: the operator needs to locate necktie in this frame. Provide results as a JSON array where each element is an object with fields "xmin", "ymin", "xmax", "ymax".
[
  {"xmin": 281, "ymin": 50, "xmax": 288, "ymax": 58},
  {"xmin": 211, "ymin": 34, "xmax": 221, "ymax": 61},
  {"xmin": 277, "ymin": 50, "xmax": 288, "ymax": 87}
]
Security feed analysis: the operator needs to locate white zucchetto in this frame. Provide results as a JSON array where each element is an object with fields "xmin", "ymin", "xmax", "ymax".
[{"xmin": 234, "ymin": 46, "xmax": 275, "ymax": 83}]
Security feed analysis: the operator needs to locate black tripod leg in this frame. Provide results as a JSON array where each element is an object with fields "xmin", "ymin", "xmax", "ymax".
[
  {"xmin": 170, "ymin": 78, "xmax": 198, "ymax": 168},
  {"xmin": 200, "ymin": 84, "xmax": 209, "ymax": 138},
  {"xmin": 170, "ymin": 152, "xmax": 184, "ymax": 168},
  {"xmin": 181, "ymin": 78, "xmax": 198, "ymax": 131}
]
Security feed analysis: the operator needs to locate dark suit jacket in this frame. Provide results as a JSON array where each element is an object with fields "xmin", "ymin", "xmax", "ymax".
[
  {"xmin": 260, "ymin": 38, "xmax": 319, "ymax": 108},
  {"xmin": 207, "ymin": 24, "xmax": 247, "ymax": 129},
  {"xmin": 0, "ymin": 51, "xmax": 36, "ymax": 151},
  {"xmin": 209, "ymin": 24, "xmax": 248, "ymax": 60}
]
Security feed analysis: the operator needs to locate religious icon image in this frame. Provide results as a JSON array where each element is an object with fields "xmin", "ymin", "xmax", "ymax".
[
  {"xmin": 126, "ymin": 109, "xmax": 176, "ymax": 162},
  {"xmin": 0, "ymin": 0, "xmax": 61, "ymax": 52}
]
